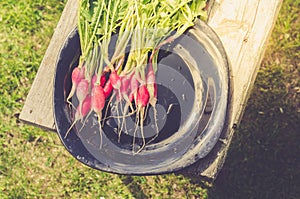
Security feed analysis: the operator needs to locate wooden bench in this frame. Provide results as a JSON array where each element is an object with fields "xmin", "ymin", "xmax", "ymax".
[{"xmin": 19, "ymin": 0, "xmax": 282, "ymax": 180}]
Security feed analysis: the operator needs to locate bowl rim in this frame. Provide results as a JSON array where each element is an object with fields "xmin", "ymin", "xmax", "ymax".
[{"xmin": 53, "ymin": 19, "xmax": 233, "ymax": 175}]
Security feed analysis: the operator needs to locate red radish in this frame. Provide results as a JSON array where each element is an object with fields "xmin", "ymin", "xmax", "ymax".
[
  {"xmin": 114, "ymin": 76, "xmax": 126, "ymax": 103},
  {"xmin": 136, "ymin": 84, "xmax": 150, "ymax": 108},
  {"xmin": 101, "ymin": 79, "xmax": 115, "ymax": 127},
  {"xmin": 120, "ymin": 75, "xmax": 131, "ymax": 101},
  {"xmin": 109, "ymin": 70, "xmax": 121, "ymax": 90},
  {"xmin": 128, "ymin": 91, "xmax": 135, "ymax": 103},
  {"xmin": 67, "ymin": 66, "xmax": 85, "ymax": 103},
  {"xmin": 64, "ymin": 95, "xmax": 92, "ymax": 139},
  {"xmin": 91, "ymin": 74, "xmax": 106, "ymax": 89},
  {"xmin": 115, "ymin": 74, "xmax": 131, "ymax": 141},
  {"xmin": 112, "ymin": 72, "xmax": 143, "ymax": 140},
  {"xmin": 147, "ymin": 57, "xmax": 158, "ymax": 104},
  {"xmin": 127, "ymin": 73, "xmax": 140, "ymax": 138},
  {"xmin": 76, "ymin": 79, "xmax": 89, "ymax": 117},
  {"xmin": 103, "ymin": 79, "xmax": 113, "ymax": 98},
  {"xmin": 76, "ymin": 79, "xmax": 89, "ymax": 100},
  {"xmin": 100, "ymin": 74, "xmax": 107, "ymax": 87},
  {"xmin": 147, "ymin": 64, "xmax": 158, "ymax": 114},
  {"xmin": 146, "ymin": 63, "xmax": 159, "ymax": 142},
  {"xmin": 146, "ymin": 64, "xmax": 155, "ymax": 84},
  {"xmin": 132, "ymin": 84, "xmax": 150, "ymax": 154},
  {"xmin": 129, "ymin": 73, "xmax": 139, "ymax": 104},
  {"xmin": 79, "ymin": 95, "xmax": 92, "ymax": 118},
  {"xmin": 91, "ymin": 75, "xmax": 97, "ymax": 88},
  {"xmin": 91, "ymin": 85, "xmax": 106, "ymax": 149},
  {"xmin": 92, "ymin": 74, "xmax": 97, "ymax": 83},
  {"xmin": 92, "ymin": 85, "xmax": 106, "ymax": 114},
  {"xmin": 111, "ymin": 74, "xmax": 128, "ymax": 140},
  {"xmin": 146, "ymin": 69, "xmax": 157, "ymax": 105}
]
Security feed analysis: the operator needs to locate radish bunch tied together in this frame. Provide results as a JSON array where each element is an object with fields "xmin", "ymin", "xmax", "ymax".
[{"xmin": 65, "ymin": 0, "xmax": 207, "ymax": 153}]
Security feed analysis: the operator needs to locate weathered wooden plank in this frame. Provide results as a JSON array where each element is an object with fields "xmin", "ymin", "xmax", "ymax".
[
  {"xmin": 19, "ymin": 0, "xmax": 79, "ymax": 131},
  {"xmin": 194, "ymin": 0, "xmax": 283, "ymax": 179},
  {"xmin": 208, "ymin": 0, "xmax": 282, "ymax": 126}
]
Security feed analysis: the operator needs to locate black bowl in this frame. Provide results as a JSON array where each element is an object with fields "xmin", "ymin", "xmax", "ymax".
[{"xmin": 53, "ymin": 20, "xmax": 232, "ymax": 175}]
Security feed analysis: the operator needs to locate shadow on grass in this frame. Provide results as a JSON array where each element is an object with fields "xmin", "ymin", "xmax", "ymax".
[
  {"xmin": 119, "ymin": 175, "xmax": 148, "ymax": 199},
  {"xmin": 206, "ymin": 65, "xmax": 300, "ymax": 198}
]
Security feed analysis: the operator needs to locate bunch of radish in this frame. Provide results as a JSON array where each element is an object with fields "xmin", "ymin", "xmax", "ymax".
[{"xmin": 65, "ymin": 0, "xmax": 207, "ymax": 153}]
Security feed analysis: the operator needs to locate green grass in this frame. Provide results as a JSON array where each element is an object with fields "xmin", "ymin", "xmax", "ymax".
[{"xmin": 0, "ymin": 0, "xmax": 299, "ymax": 198}]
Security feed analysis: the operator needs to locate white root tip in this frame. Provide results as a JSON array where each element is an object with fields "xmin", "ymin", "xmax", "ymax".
[
  {"xmin": 64, "ymin": 120, "xmax": 77, "ymax": 139},
  {"xmin": 97, "ymin": 113, "xmax": 103, "ymax": 150}
]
